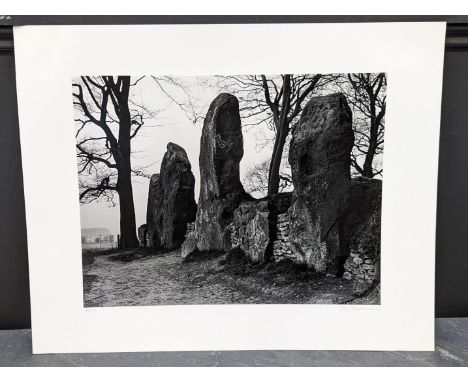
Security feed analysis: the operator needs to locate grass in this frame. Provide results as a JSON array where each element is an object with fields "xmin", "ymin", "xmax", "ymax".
[{"xmin": 82, "ymin": 247, "xmax": 380, "ymax": 307}]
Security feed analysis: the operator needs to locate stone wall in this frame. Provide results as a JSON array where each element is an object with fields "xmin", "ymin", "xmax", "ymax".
[
  {"xmin": 343, "ymin": 253, "xmax": 379, "ymax": 284},
  {"xmin": 272, "ymin": 213, "xmax": 294, "ymax": 261}
]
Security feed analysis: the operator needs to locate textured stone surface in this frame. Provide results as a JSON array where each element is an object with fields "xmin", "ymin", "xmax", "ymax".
[
  {"xmin": 272, "ymin": 212, "xmax": 293, "ymax": 261},
  {"xmin": 268, "ymin": 193, "xmax": 293, "ymax": 261},
  {"xmin": 146, "ymin": 174, "xmax": 162, "ymax": 248},
  {"xmin": 230, "ymin": 200, "xmax": 270, "ymax": 263},
  {"xmin": 2, "ymin": 318, "xmax": 467, "ymax": 366},
  {"xmin": 147, "ymin": 143, "xmax": 197, "ymax": 250},
  {"xmin": 180, "ymin": 225, "xmax": 198, "ymax": 258},
  {"xmin": 343, "ymin": 177, "xmax": 382, "ymax": 285},
  {"xmin": 288, "ymin": 93, "xmax": 354, "ymax": 275},
  {"xmin": 137, "ymin": 224, "xmax": 147, "ymax": 247},
  {"xmin": 183, "ymin": 93, "xmax": 249, "ymax": 257},
  {"xmin": 229, "ymin": 193, "xmax": 293, "ymax": 263}
]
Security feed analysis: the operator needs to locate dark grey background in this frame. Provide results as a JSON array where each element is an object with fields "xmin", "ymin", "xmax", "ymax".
[{"xmin": 1, "ymin": 16, "xmax": 467, "ymax": 329}]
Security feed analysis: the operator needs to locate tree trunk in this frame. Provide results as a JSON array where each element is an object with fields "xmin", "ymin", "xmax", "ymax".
[
  {"xmin": 117, "ymin": 167, "xmax": 139, "ymax": 248},
  {"xmin": 268, "ymin": 75, "xmax": 291, "ymax": 196},
  {"xmin": 362, "ymin": 150, "xmax": 375, "ymax": 178},
  {"xmin": 362, "ymin": 104, "xmax": 379, "ymax": 178},
  {"xmin": 115, "ymin": 77, "xmax": 139, "ymax": 248},
  {"xmin": 267, "ymin": 126, "xmax": 288, "ymax": 196}
]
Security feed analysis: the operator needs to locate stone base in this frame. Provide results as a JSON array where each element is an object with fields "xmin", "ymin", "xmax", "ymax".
[{"xmin": 230, "ymin": 200, "xmax": 270, "ymax": 263}]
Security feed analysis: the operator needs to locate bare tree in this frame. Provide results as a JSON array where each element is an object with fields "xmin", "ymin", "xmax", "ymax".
[
  {"xmin": 73, "ymin": 76, "xmax": 153, "ymax": 248},
  {"xmin": 244, "ymin": 159, "xmax": 293, "ymax": 197},
  {"xmin": 337, "ymin": 73, "xmax": 386, "ymax": 178},
  {"xmin": 243, "ymin": 138, "xmax": 293, "ymax": 197},
  {"xmin": 151, "ymin": 76, "xmax": 202, "ymax": 124},
  {"xmin": 215, "ymin": 74, "xmax": 326, "ymax": 196}
]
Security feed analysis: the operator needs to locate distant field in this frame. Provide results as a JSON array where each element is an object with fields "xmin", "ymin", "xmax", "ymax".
[{"xmin": 82, "ymin": 242, "xmax": 116, "ymax": 250}]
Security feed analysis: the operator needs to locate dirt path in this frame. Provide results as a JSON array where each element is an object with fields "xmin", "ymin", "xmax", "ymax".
[{"xmin": 82, "ymin": 249, "xmax": 379, "ymax": 307}]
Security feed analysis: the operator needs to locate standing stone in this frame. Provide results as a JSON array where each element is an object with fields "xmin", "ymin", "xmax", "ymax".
[
  {"xmin": 182, "ymin": 93, "xmax": 248, "ymax": 257},
  {"xmin": 147, "ymin": 143, "xmax": 197, "ymax": 250},
  {"xmin": 288, "ymin": 93, "xmax": 354, "ymax": 275},
  {"xmin": 146, "ymin": 173, "xmax": 162, "ymax": 248},
  {"xmin": 158, "ymin": 143, "xmax": 197, "ymax": 249}
]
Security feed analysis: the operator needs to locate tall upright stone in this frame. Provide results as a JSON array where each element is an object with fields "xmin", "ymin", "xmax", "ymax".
[
  {"xmin": 159, "ymin": 142, "xmax": 197, "ymax": 249},
  {"xmin": 288, "ymin": 93, "xmax": 354, "ymax": 275},
  {"xmin": 147, "ymin": 143, "xmax": 197, "ymax": 250},
  {"xmin": 146, "ymin": 174, "xmax": 162, "ymax": 248},
  {"xmin": 182, "ymin": 93, "xmax": 248, "ymax": 257}
]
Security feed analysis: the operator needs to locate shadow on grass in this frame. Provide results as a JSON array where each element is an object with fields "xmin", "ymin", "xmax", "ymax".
[{"xmin": 182, "ymin": 249, "xmax": 225, "ymax": 263}]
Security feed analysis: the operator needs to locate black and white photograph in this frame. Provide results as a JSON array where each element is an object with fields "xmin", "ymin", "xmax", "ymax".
[{"xmin": 74, "ymin": 73, "xmax": 386, "ymax": 307}]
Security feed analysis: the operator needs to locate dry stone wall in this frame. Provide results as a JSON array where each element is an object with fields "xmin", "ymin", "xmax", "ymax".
[
  {"xmin": 272, "ymin": 213, "xmax": 294, "ymax": 261},
  {"xmin": 343, "ymin": 253, "xmax": 379, "ymax": 284}
]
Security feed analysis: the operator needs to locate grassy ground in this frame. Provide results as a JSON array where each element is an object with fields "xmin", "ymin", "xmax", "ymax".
[{"xmin": 82, "ymin": 248, "xmax": 379, "ymax": 307}]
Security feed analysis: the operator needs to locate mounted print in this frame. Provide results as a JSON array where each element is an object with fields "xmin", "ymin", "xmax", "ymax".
[
  {"xmin": 75, "ymin": 74, "xmax": 385, "ymax": 307},
  {"xmin": 14, "ymin": 22, "xmax": 445, "ymax": 353}
]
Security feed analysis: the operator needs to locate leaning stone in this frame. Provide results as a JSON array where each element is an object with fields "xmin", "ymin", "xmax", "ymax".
[{"xmin": 146, "ymin": 174, "xmax": 162, "ymax": 248}]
